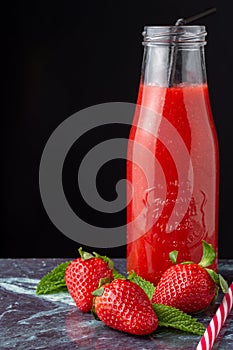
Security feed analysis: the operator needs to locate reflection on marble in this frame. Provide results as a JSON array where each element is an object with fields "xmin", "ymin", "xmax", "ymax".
[{"xmin": 0, "ymin": 259, "xmax": 232, "ymax": 350}]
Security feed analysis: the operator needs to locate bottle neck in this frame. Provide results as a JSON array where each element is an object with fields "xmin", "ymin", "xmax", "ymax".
[{"xmin": 141, "ymin": 26, "xmax": 207, "ymax": 87}]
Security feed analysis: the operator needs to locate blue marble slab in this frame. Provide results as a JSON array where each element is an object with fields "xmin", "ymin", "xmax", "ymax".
[{"xmin": 0, "ymin": 259, "xmax": 232, "ymax": 349}]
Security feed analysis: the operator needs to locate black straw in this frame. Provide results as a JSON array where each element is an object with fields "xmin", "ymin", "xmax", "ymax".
[
  {"xmin": 176, "ymin": 7, "xmax": 217, "ymax": 26},
  {"xmin": 168, "ymin": 7, "xmax": 217, "ymax": 87}
]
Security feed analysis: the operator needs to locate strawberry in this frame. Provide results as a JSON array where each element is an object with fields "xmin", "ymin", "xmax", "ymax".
[
  {"xmin": 152, "ymin": 241, "xmax": 228, "ymax": 313},
  {"xmin": 152, "ymin": 263, "xmax": 216, "ymax": 313},
  {"xmin": 65, "ymin": 248, "xmax": 113, "ymax": 312},
  {"xmin": 93, "ymin": 279, "xmax": 159, "ymax": 335}
]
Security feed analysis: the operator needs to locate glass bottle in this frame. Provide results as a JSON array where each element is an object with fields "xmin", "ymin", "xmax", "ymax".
[{"xmin": 127, "ymin": 26, "xmax": 219, "ymax": 285}]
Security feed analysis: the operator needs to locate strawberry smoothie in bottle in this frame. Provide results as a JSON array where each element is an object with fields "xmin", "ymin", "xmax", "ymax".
[{"xmin": 127, "ymin": 26, "xmax": 219, "ymax": 285}]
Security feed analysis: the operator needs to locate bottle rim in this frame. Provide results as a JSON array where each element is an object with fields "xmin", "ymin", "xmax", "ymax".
[{"xmin": 143, "ymin": 25, "xmax": 207, "ymax": 45}]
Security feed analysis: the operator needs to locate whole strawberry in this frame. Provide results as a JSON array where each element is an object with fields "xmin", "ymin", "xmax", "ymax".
[
  {"xmin": 93, "ymin": 279, "xmax": 158, "ymax": 335},
  {"xmin": 152, "ymin": 263, "xmax": 216, "ymax": 313},
  {"xmin": 152, "ymin": 241, "xmax": 228, "ymax": 313},
  {"xmin": 65, "ymin": 248, "xmax": 113, "ymax": 312}
]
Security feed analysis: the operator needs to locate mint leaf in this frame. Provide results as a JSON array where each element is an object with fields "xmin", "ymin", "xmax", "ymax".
[
  {"xmin": 36, "ymin": 261, "xmax": 70, "ymax": 295},
  {"xmin": 198, "ymin": 241, "xmax": 215, "ymax": 267},
  {"xmin": 152, "ymin": 304, "xmax": 205, "ymax": 336},
  {"xmin": 128, "ymin": 271, "xmax": 155, "ymax": 300}
]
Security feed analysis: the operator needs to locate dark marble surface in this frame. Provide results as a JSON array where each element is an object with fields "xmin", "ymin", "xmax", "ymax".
[{"xmin": 0, "ymin": 259, "xmax": 232, "ymax": 350}]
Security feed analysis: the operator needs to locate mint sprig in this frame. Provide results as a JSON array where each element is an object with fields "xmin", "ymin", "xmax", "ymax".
[
  {"xmin": 36, "ymin": 261, "xmax": 70, "ymax": 295},
  {"xmin": 152, "ymin": 304, "xmax": 205, "ymax": 336}
]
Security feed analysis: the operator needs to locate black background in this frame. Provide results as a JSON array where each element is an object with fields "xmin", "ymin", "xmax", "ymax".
[{"xmin": 3, "ymin": 0, "xmax": 233, "ymax": 258}]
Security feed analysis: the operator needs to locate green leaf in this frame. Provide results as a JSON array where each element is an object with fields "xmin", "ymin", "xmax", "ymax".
[
  {"xmin": 98, "ymin": 277, "xmax": 112, "ymax": 287},
  {"xmin": 152, "ymin": 304, "xmax": 205, "ymax": 336},
  {"xmin": 93, "ymin": 251, "xmax": 125, "ymax": 279},
  {"xmin": 211, "ymin": 287, "xmax": 219, "ymax": 305},
  {"xmin": 198, "ymin": 241, "xmax": 215, "ymax": 268},
  {"xmin": 36, "ymin": 261, "xmax": 70, "ymax": 295},
  {"xmin": 92, "ymin": 251, "xmax": 114, "ymax": 270},
  {"xmin": 91, "ymin": 305, "xmax": 99, "ymax": 320},
  {"xmin": 219, "ymin": 274, "xmax": 229, "ymax": 293},
  {"xmin": 79, "ymin": 247, "xmax": 94, "ymax": 260},
  {"xmin": 92, "ymin": 287, "xmax": 104, "ymax": 297},
  {"xmin": 169, "ymin": 250, "xmax": 178, "ymax": 264},
  {"xmin": 112, "ymin": 269, "xmax": 126, "ymax": 280},
  {"xmin": 205, "ymin": 268, "xmax": 229, "ymax": 294},
  {"xmin": 206, "ymin": 268, "xmax": 220, "ymax": 284},
  {"xmin": 128, "ymin": 271, "xmax": 155, "ymax": 300}
]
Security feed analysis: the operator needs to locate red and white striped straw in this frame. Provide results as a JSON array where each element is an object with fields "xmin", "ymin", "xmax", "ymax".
[{"xmin": 196, "ymin": 282, "xmax": 233, "ymax": 350}]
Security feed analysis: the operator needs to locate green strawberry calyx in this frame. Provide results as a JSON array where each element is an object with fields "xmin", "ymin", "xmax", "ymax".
[
  {"xmin": 205, "ymin": 269, "xmax": 228, "ymax": 294},
  {"xmin": 198, "ymin": 241, "xmax": 216, "ymax": 268},
  {"xmin": 169, "ymin": 250, "xmax": 179, "ymax": 264},
  {"xmin": 198, "ymin": 242, "xmax": 228, "ymax": 293},
  {"xmin": 169, "ymin": 241, "xmax": 215, "ymax": 267},
  {"xmin": 79, "ymin": 248, "xmax": 126, "ymax": 279},
  {"xmin": 78, "ymin": 247, "xmax": 116, "ymax": 271},
  {"xmin": 169, "ymin": 240, "xmax": 228, "ymax": 294},
  {"xmin": 92, "ymin": 286, "xmax": 105, "ymax": 297},
  {"xmin": 92, "ymin": 251, "xmax": 125, "ymax": 279},
  {"xmin": 78, "ymin": 247, "xmax": 94, "ymax": 260},
  {"xmin": 79, "ymin": 247, "xmax": 127, "ymax": 282}
]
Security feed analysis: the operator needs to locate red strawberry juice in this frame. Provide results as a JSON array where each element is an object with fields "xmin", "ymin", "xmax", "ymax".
[{"xmin": 127, "ymin": 82, "xmax": 219, "ymax": 285}]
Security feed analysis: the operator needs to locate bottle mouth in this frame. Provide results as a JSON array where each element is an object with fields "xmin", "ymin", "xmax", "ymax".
[{"xmin": 143, "ymin": 26, "xmax": 207, "ymax": 45}]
